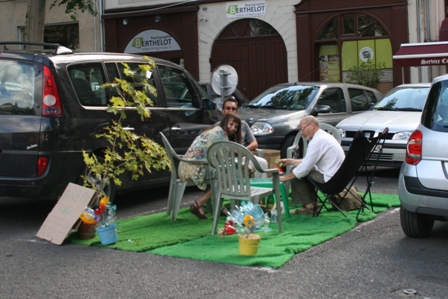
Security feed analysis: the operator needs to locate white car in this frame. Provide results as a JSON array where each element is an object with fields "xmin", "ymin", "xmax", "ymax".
[{"xmin": 336, "ymin": 83, "xmax": 431, "ymax": 167}]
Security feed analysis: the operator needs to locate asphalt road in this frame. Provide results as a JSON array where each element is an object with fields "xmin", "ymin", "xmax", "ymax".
[{"xmin": 1, "ymin": 167, "xmax": 448, "ymax": 299}]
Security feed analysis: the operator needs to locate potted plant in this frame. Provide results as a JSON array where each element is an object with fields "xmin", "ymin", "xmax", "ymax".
[
  {"xmin": 78, "ymin": 57, "xmax": 171, "ymax": 243},
  {"xmin": 238, "ymin": 214, "xmax": 262, "ymax": 255}
]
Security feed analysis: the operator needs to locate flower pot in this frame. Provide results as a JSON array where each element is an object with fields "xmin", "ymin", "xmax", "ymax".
[
  {"xmin": 77, "ymin": 223, "xmax": 96, "ymax": 240},
  {"xmin": 238, "ymin": 234, "xmax": 261, "ymax": 256},
  {"xmin": 96, "ymin": 223, "xmax": 118, "ymax": 245}
]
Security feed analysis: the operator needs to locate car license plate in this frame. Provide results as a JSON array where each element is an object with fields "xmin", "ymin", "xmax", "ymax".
[{"xmin": 373, "ymin": 145, "xmax": 382, "ymax": 153}]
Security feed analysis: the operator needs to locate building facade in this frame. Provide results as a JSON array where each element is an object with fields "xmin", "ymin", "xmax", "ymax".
[{"xmin": 0, "ymin": 0, "xmax": 447, "ymax": 97}]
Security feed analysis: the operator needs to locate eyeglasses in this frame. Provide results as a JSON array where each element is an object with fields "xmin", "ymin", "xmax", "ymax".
[
  {"xmin": 225, "ymin": 107, "xmax": 237, "ymax": 111},
  {"xmin": 299, "ymin": 124, "xmax": 310, "ymax": 131}
]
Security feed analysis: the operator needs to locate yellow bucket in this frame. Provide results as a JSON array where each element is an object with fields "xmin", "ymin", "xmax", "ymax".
[{"xmin": 238, "ymin": 234, "xmax": 261, "ymax": 255}]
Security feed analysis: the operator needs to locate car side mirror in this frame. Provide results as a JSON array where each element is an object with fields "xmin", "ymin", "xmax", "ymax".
[
  {"xmin": 203, "ymin": 98, "xmax": 217, "ymax": 110},
  {"xmin": 311, "ymin": 105, "xmax": 331, "ymax": 115}
]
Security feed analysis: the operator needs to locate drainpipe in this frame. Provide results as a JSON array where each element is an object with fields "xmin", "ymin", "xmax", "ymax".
[
  {"xmin": 425, "ymin": 0, "xmax": 433, "ymax": 81},
  {"xmin": 416, "ymin": 0, "xmax": 423, "ymax": 82},
  {"xmin": 98, "ymin": 0, "xmax": 105, "ymax": 52}
]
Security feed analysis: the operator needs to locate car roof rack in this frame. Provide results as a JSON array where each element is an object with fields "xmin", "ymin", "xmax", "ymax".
[{"xmin": 0, "ymin": 41, "xmax": 73, "ymax": 55}]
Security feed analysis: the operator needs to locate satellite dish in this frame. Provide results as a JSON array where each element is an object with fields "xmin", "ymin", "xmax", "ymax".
[{"xmin": 210, "ymin": 65, "xmax": 238, "ymax": 97}]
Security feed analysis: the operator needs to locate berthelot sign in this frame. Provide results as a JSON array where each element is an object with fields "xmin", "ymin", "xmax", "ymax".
[{"xmin": 124, "ymin": 29, "xmax": 181, "ymax": 54}]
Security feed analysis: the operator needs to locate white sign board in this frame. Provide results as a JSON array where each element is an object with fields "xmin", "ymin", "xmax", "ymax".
[
  {"xmin": 36, "ymin": 183, "xmax": 96, "ymax": 245},
  {"xmin": 226, "ymin": 1, "xmax": 266, "ymax": 18},
  {"xmin": 124, "ymin": 29, "xmax": 181, "ymax": 54}
]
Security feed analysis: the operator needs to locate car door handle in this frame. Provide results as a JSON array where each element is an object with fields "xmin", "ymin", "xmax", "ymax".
[{"xmin": 123, "ymin": 126, "xmax": 135, "ymax": 131}]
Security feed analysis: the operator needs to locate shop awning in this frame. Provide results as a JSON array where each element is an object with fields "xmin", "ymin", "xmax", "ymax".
[{"xmin": 393, "ymin": 41, "xmax": 448, "ymax": 67}]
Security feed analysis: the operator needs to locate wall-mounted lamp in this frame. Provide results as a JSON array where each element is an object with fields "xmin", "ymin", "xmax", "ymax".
[
  {"xmin": 155, "ymin": 15, "xmax": 161, "ymax": 23},
  {"xmin": 123, "ymin": 18, "xmax": 129, "ymax": 25}
]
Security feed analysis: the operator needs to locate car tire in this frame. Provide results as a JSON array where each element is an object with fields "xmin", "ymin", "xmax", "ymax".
[
  {"xmin": 281, "ymin": 134, "xmax": 296, "ymax": 158},
  {"xmin": 77, "ymin": 156, "xmax": 116, "ymax": 203},
  {"xmin": 400, "ymin": 207, "xmax": 434, "ymax": 238}
]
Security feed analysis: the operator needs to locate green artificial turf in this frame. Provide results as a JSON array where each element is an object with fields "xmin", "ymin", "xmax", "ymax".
[{"xmin": 68, "ymin": 193, "xmax": 399, "ymax": 268}]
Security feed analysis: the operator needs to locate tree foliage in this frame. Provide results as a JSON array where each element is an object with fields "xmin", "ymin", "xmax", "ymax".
[
  {"xmin": 82, "ymin": 57, "xmax": 170, "ymax": 196},
  {"xmin": 345, "ymin": 60, "xmax": 385, "ymax": 89},
  {"xmin": 50, "ymin": 0, "xmax": 97, "ymax": 20}
]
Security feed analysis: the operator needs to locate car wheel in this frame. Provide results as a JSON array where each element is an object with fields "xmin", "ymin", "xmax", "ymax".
[
  {"xmin": 400, "ymin": 207, "xmax": 434, "ymax": 238},
  {"xmin": 280, "ymin": 134, "xmax": 296, "ymax": 158},
  {"xmin": 77, "ymin": 157, "xmax": 116, "ymax": 203}
]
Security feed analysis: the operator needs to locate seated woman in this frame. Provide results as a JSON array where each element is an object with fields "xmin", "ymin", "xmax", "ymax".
[{"xmin": 178, "ymin": 113, "xmax": 242, "ymax": 219}]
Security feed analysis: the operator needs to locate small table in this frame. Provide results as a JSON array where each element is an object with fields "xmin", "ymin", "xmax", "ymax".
[{"xmin": 249, "ymin": 178, "xmax": 290, "ymax": 218}]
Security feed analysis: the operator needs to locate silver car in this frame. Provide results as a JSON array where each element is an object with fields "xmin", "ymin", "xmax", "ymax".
[
  {"xmin": 336, "ymin": 83, "xmax": 431, "ymax": 167},
  {"xmin": 237, "ymin": 82, "xmax": 382, "ymax": 157},
  {"xmin": 398, "ymin": 75, "xmax": 448, "ymax": 238}
]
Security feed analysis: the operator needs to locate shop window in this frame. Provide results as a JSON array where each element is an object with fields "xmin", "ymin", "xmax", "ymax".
[
  {"xmin": 218, "ymin": 19, "xmax": 279, "ymax": 38},
  {"xmin": 343, "ymin": 15, "xmax": 355, "ymax": 35},
  {"xmin": 318, "ymin": 14, "xmax": 387, "ymax": 40},
  {"xmin": 358, "ymin": 15, "xmax": 387, "ymax": 37},
  {"xmin": 317, "ymin": 18, "xmax": 338, "ymax": 40},
  {"xmin": 317, "ymin": 14, "xmax": 390, "ymax": 84},
  {"xmin": 18, "ymin": 23, "xmax": 79, "ymax": 50},
  {"xmin": 250, "ymin": 19, "xmax": 278, "ymax": 36}
]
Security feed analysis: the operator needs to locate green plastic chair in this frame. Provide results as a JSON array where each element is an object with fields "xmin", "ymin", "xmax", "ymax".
[
  {"xmin": 207, "ymin": 141, "xmax": 283, "ymax": 235},
  {"xmin": 160, "ymin": 132, "xmax": 210, "ymax": 221}
]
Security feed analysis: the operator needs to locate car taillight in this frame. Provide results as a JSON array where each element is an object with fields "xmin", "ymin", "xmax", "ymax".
[
  {"xmin": 37, "ymin": 156, "xmax": 48, "ymax": 176},
  {"xmin": 42, "ymin": 65, "xmax": 62, "ymax": 116},
  {"xmin": 405, "ymin": 130, "xmax": 422, "ymax": 165}
]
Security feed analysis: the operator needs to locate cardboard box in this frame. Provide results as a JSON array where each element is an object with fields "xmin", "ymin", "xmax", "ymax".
[{"xmin": 258, "ymin": 149, "xmax": 281, "ymax": 169}]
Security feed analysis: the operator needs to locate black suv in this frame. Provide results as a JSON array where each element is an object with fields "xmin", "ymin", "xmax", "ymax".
[{"xmin": 0, "ymin": 42, "xmax": 221, "ymax": 200}]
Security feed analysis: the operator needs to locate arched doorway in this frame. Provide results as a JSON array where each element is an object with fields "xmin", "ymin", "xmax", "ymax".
[
  {"xmin": 314, "ymin": 13, "xmax": 393, "ymax": 94},
  {"xmin": 211, "ymin": 19, "xmax": 287, "ymax": 100}
]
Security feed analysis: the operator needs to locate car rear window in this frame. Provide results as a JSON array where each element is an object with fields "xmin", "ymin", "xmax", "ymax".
[{"xmin": 0, "ymin": 60, "xmax": 36, "ymax": 115}]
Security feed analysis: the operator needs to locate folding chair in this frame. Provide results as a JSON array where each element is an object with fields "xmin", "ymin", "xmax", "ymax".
[
  {"xmin": 207, "ymin": 141, "xmax": 283, "ymax": 234},
  {"xmin": 307, "ymin": 128, "xmax": 388, "ymax": 220}
]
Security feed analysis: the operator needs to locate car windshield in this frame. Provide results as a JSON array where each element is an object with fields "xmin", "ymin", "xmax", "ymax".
[
  {"xmin": 247, "ymin": 85, "xmax": 319, "ymax": 110},
  {"xmin": 374, "ymin": 87, "xmax": 429, "ymax": 111}
]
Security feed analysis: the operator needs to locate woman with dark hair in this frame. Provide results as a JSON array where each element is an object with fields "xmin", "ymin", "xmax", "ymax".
[{"xmin": 179, "ymin": 113, "xmax": 242, "ymax": 219}]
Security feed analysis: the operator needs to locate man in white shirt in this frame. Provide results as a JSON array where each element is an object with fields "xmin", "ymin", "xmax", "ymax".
[
  {"xmin": 222, "ymin": 97, "xmax": 268, "ymax": 178},
  {"xmin": 279, "ymin": 116, "xmax": 345, "ymax": 214}
]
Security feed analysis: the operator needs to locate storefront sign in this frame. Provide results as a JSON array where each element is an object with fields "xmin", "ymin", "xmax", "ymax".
[
  {"xmin": 319, "ymin": 45, "xmax": 340, "ymax": 82},
  {"xmin": 124, "ymin": 29, "xmax": 181, "ymax": 54},
  {"xmin": 359, "ymin": 46, "xmax": 374, "ymax": 62},
  {"xmin": 226, "ymin": 1, "xmax": 266, "ymax": 18}
]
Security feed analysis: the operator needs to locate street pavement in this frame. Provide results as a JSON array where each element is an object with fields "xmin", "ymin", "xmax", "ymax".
[{"xmin": 1, "ymin": 167, "xmax": 448, "ymax": 298}]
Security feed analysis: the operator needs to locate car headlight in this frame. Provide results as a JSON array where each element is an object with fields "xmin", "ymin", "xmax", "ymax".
[
  {"xmin": 392, "ymin": 131, "xmax": 412, "ymax": 140},
  {"xmin": 251, "ymin": 121, "xmax": 274, "ymax": 135},
  {"xmin": 337, "ymin": 128, "xmax": 346, "ymax": 138}
]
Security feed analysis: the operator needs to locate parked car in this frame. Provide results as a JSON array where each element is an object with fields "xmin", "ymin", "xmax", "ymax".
[
  {"xmin": 398, "ymin": 74, "xmax": 448, "ymax": 238},
  {"xmin": 237, "ymin": 82, "xmax": 382, "ymax": 157},
  {"xmin": 199, "ymin": 81, "xmax": 250, "ymax": 110},
  {"xmin": 336, "ymin": 83, "xmax": 431, "ymax": 167},
  {"xmin": 0, "ymin": 42, "xmax": 221, "ymax": 201}
]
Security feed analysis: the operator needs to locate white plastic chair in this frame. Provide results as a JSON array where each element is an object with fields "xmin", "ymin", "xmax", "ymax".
[
  {"xmin": 207, "ymin": 141, "xmax": 283, "ymax": 235},
  {"xmin": 160, "ymin": 132, "xmax": 210, "ymax": 221}
]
